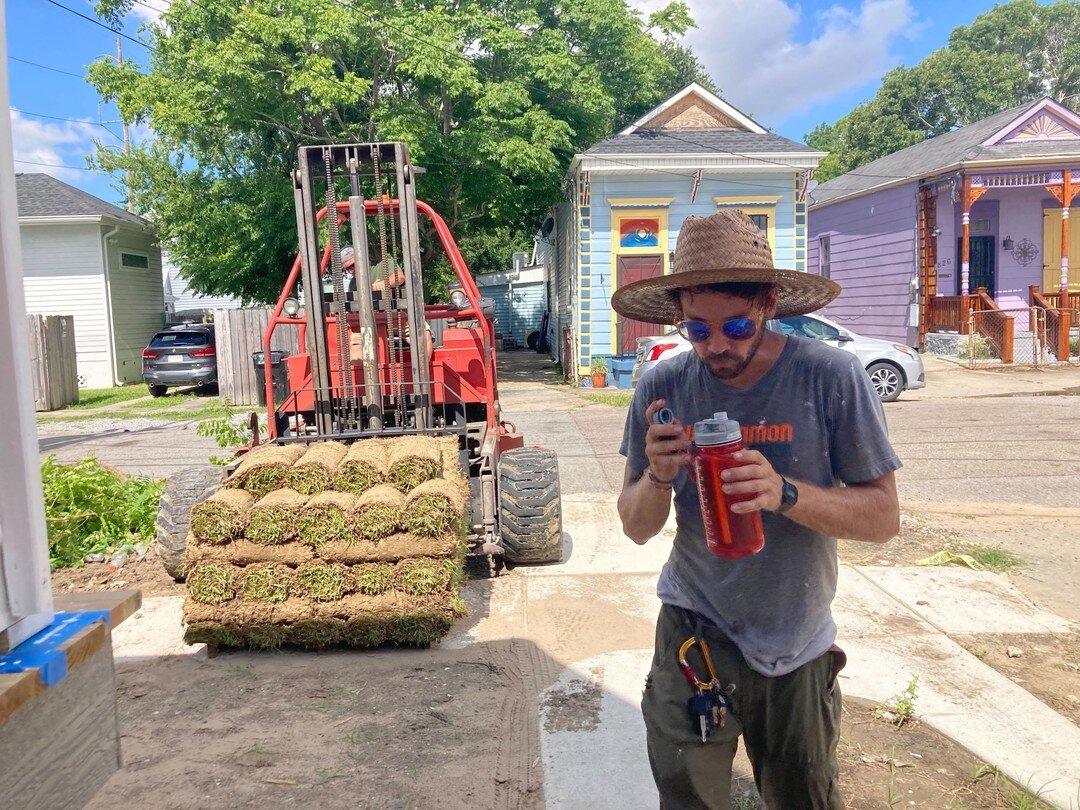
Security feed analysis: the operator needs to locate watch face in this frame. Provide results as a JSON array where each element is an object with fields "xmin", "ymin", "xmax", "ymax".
[{"xmin": 781, "ymin": 479, "xmax": 798, "ymax": 511}]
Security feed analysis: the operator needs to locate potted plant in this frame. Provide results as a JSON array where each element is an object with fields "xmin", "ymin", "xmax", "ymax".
[{"xmin": 590, "ymin": 356, "xmax": 608, "ymax": 388}]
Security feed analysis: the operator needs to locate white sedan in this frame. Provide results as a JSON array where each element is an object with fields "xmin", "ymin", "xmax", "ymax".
[{"xmin": 630, "ymin": 313, "xmax": 925, "ymax": 402}]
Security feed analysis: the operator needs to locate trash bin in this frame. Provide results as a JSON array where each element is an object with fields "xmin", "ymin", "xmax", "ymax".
[{"xmin": 252, "ymin": 350, "xmax": 290, "ymax": 406}]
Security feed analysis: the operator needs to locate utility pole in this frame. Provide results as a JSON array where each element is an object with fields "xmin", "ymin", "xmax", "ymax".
[{"xmin": 116, "ymin": 37, "xmax": 134, "ymax": 212}]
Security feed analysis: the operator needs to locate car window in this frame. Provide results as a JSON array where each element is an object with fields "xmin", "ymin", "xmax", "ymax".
[
  {"xmin": 150, "ymin": 331, "xmax": 210, "ymax": 348},
  {"xmin": 778, "ymin": 316, "xmax": 840, "ymax": 341}
]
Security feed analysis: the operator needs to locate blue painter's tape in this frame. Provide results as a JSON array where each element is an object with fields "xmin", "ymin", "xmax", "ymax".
[{"xmin": 0, "ymin": 611, "xmax": 111, "ymax": 687}]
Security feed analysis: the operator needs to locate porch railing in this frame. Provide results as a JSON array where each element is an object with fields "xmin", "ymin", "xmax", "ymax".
[
  {"xmin": 926, "ymin": 294, "xmax": 973, "ymax": 334},
  {"xmin": 1029, "ymin": 285, "xmax": 1073, "ymax": 362},
  {"xmin": 971, "ymin": 288, "xmax": 1013, "ymax": 364}
]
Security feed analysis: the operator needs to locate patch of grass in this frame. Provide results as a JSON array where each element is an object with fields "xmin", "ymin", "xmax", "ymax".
[
  {"xmin": 389, "ymin": 459, "xmax": 440, "ymax": 493},
  {"xmin": 960, "ymin": 545, "xmax": 1022, "ymax": 572},
  {"xmin": 40, "ymin": 456, "xmax": 163, "ymax": 569},
  {"xmin": 239, "ymin": 565, "xmax": 293, "ymax": 602},
  {"xmin": 186, "ymin": 564, "xmax": 236, "ymax": 605},
  {"xmin": 124, "ymin": 391, "xmax": 200, "ymax": 409},
  {"xmin": 288, "ymin": 618, "xmax": 345, "ymax": 649},
  {"xmin": 61, "ymin": 384, "xmax": 150, "ymax": 410},
  {"xmin": 974, "ymin": 765, "xmax": 1054, "ymax": 809},
  {"xmin": 963, "ymin": 644, "xmax": 988, "ymax": 661},
  {"xmin": 184, "ymin": 622, "xmax": 241, "ymax": 647},
  {"xmin": 296, "ymin": 563, "xmax": 349, "ymax": 602},
  {"xmin": 395, "ymin": 558, "xmax": 451, "ymax": 595},
  {"xmin": 353, "ymin": 563, "xmax": 396, "ymax": 595},
  {"xmin": 577, "ymin": 391, "xmax": 633, "ymax": 407}
]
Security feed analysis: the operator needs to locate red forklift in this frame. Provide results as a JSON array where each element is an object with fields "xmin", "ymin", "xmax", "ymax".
[{"xmin": 156, "ymin": 143, "xmax": 562, "ymax": 578}]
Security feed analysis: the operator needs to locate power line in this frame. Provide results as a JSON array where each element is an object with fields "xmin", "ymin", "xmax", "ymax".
[
  {"xmin": 13, "ymin": 158, "xmax": 105, "ymax": 172},
  {"xmin": 9, "ymin": 56, "xmax": 85, "ymax": 78},
  {"xmin": 43, "ymin": 0, "xmax": 157, "ymax": 53}
]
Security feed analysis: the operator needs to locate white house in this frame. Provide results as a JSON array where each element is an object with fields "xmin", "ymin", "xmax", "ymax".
[
  {"xmin": 162, "ymin": 252, "xmax": 244, "ymax": 321},
  {"xmin": 17, "ymin": 174, "xmax": 164, "ymax": 388}
]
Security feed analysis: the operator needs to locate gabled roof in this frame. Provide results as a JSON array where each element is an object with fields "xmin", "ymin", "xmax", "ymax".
[
  {"xmin": 811, "ymin": 97, "xmax": 1080, "ymax": 208},
  {"xmin": 619, "ymin": 83, "xmax": 766, "ymax": 135},
  {"xmin": 575, "ymin": 83, "xmax": 823, "ymax": 172},
  {"xmin": 15, "ymin": 173, "xmax": 148, "ymax": 226}
]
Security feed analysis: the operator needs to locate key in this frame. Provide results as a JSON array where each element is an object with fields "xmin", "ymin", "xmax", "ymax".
[{"xmin": 687, "ymin": 692, "xmax": 714, "ymax": 742}]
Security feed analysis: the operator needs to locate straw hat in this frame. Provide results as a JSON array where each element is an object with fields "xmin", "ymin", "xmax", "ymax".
[{"xmin": 610, "ymin": 210, "xmax": 841, "ymax": 324}]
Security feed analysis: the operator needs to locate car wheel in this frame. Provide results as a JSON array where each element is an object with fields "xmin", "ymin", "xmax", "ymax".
[
  {"xmin": 866, "ymin": 362, "xmax": 903, "ymax": 402},
  {"xmin": 148, "ymin": 384, "xmax": 168, "ymax": 397}
]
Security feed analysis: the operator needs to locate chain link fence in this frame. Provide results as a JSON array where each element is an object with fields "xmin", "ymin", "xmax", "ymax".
[{"xmin": 966, "ymin": 307, "xmax": 1078, "ymax": 368}]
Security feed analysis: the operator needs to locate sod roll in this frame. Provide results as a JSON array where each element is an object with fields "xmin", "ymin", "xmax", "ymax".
[
  {"xmin": 186, "ymin": 562, "xmax": 238, "ymax": 604},
  {"xmin": 394, "ymin": 557, "xmax": 454, "ymax": 596},
  {"xmin": 334, "ymin": 440, "xmax": 389, "ymax": 494},
  {"xmin": 295, "ymin": 561, "xmax": 351, "ymax": 602},
  {"xmin": 190, "ymin": 488, "xmax": 253, "ymax": 544},
  {"xmin": 349, "ymin": 484, "xmax": 406, "ymax": 540},
  {"xmin": 238, "ymin": 563, "xmax": 294, "ymax": 603},
  {"xmin": 318, "ymin": 533, "xmax": 459, "ymax": 564},
  {"xmin": 387, "ymin": 436, "xmax": 442, "ymax": 493},
  {"xmin": 286, "ymin": 441, "xmax": 348, "ymax": 495},
  {"xmin": 246, "ymin": 488, "xmax": 307, "ymax": 545},
  {"xmin": 225, "ymin": 444, "xmax": 306, "ymax": 497},
  {"xmin": 402, "ymin": 478, "xmax": 468, "ymax": 538},
  {"xmin": 352, "ymin": 562, "xmax": 396, "ymax": 595},
  {"xmin": 185, "ymin": 535, "xmax": 315, "ymax": 567},
  {"xmin": 297, "ymin": 490, "xmax": 357, "ymax": 548}
]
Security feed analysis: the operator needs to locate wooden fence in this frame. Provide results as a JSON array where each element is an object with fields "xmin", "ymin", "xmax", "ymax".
[
  {"xmin": 27, "ymin": 315, "xmax": 78, "ymax": 411},
  {"xmin": 214, "ymin": 308, "xmax": 299, "ymax": 407}
]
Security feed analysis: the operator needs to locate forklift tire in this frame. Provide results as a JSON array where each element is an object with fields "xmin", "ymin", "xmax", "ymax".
[
  {"xmin": 156, "ymin": 466, "xmax": 225, "ymax": 581},
  {"xmin": 499, "ymin": 448, "xmax": 563, "ymax": 564}
]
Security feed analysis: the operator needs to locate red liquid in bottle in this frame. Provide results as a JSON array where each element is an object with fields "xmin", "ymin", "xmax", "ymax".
[{"xmin": 692, "ymin": 412, "xmax": 765, "ymax": 559}]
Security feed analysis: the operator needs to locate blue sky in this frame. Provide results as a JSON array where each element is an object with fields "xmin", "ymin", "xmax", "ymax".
[{"xmin": 7, "ymin": 0, "xmax": 1006, "ymax": 206}]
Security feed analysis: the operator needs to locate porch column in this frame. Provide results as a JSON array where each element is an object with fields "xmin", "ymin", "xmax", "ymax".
[
  {"xmin": 959, "ymin": 176, "xmax": 989, "ymax": 296},
  {"xmin": 960, "ymin": 176, "xmax": 971, "ymax": 295},
  {"xmin": 1062, "ymin": 170, "xmax": 1073, "ymax": 293}
]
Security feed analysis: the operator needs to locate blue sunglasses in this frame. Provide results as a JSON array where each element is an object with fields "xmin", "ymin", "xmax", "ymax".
[{"xmin": 676, "ymin": 316, "xmax": 759, "ymax": 343}]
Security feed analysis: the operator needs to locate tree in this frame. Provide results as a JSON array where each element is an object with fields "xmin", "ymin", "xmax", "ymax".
[
  {"xmin": 90, "ymin": 0, "xmax": 712, "ymax": 303},
  {"xmin": 806, "ymin": 0, "xmax": 1079, "ymax": 181}
]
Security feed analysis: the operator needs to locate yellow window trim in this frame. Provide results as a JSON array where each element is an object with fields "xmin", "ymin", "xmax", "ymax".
[
  {"xmin": 610, "ymin": 207, "xmax": 670, "ymax": 355},
  {"xmin": 609, "ymin": 198, "xmax": 674, "ymax": 208},
  {"xmin": 713, "ymin": 195, "xmax": 781, "ymax": 205}
]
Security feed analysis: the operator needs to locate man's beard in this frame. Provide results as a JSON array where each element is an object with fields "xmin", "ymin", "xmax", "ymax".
[{"xmin": 700, "ymin": 328, "xmax": 766, "ymax": 380}]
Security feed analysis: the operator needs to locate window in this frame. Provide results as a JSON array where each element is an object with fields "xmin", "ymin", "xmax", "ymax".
[
  {"xmin": 820, "ymin": 235, "xmax": 831, "ymax": 279},
  {"xmin": 778, "ymin": 315, "xmax": 840, "ymax": 341},
  {"xmin": 149, "ymin": 331, "xmax": 210, "ymax": 348},
  {"xmin": 121, "ymin": 251, "xmax": 150, "ymax": 269},
  {"xmin": 748, "ymin": 214, "xmax": 769, "ymax": 235}
]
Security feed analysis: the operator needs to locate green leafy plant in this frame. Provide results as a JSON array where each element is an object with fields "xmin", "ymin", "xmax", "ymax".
[
  {"xmin": 876, "ymin": 674, "xmax": 919, "ymax": 727},
  {"xmin": 196, "ymin": 414, "xmax": 262, "ymax": 464},
  {"xmin": 958, "ymin": 334, "xmax": 997, "ymax": 360},
  {"xmin": 590, "ymin": 356, "xmax": 608, "ymax": 374},
  {"xmin": 40, "ymin": 456, "xmax": 163, "ymax": 569}
]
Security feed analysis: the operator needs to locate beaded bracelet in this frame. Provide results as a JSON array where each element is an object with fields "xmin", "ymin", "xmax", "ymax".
[{"xmin": 646, "ymin": 469, "xmax": 675, "ymax": 490}]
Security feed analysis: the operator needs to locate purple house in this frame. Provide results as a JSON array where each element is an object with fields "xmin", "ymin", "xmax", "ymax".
[{"xmin": 808, "ymin": 98, "xmax": 1080, "ymax": 359}]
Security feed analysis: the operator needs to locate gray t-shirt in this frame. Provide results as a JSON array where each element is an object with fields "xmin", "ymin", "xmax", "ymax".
[{"xmin": 619, "ymin": 336, "xmax": 901, "ymax": 676}]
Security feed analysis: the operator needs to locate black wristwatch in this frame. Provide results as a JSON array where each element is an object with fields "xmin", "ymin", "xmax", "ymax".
[{"xmin": 777, "ymin": 476, "xmax": 799, "ymax": 514}]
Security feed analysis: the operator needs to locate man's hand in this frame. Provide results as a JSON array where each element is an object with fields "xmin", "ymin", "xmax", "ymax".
[
  {"xmin": 720, "ymin": 449, "xmax": 783, "ymax": 513},
  {"xmin": 644, "ymin": 399, "xmax": 691, "ymax": 483}
]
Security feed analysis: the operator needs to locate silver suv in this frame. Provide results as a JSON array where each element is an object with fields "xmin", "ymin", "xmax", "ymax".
[
  {"xmin": 631, "ymin": 313, "xmax": 925, "ymax": 402},
  {"xmin": 142, "ymin": 324, "xmax": 217, "ymax": 397}
]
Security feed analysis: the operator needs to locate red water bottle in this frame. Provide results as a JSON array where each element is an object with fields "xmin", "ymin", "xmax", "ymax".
[{"xmin": 692, "ymin": 412, "xmax": 765, "ymax": 559}]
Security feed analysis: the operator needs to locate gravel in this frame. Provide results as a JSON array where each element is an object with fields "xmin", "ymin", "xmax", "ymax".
[{"xmin": 36, "ymin": 417, "xmax": 188, "ymax": 435}]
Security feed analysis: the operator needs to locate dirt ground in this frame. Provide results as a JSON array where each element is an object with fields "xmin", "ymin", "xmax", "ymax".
[{"xmin": 52, "ymin": 551, "xmax": 182, "ymax": 598}]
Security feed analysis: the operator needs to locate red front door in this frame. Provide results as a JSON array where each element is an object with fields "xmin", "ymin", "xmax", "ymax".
[{"xmin": 617, "ymin": 255, "xmax": 664, "ymax": 354}]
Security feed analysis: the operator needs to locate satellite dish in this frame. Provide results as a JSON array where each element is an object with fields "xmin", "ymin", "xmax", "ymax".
[{"xmin": 540, "ymin": 216, "xmax": 555, "ymax": 238}]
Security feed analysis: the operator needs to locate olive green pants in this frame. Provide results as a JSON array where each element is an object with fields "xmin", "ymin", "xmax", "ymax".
[{"xmin": 642, "ymin": 605, "xmax": 844, "ymax": 810}]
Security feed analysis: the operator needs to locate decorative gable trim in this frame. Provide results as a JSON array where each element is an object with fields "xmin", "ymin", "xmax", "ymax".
[
  {"xmin": 619, "ymin": 83, "xmax": 767, "ymax": 136},
  {"xmin": 983, "ymin": 97, "xmax": 1080, "ymax": 146}
]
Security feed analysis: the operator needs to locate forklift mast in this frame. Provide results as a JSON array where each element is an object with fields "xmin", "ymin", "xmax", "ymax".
[{"xmin": 292, "ymin": 143, "xmax": 431, "ymax": 436}]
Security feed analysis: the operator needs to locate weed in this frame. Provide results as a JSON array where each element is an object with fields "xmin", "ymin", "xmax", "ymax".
[
  {"xmin": 730, "ymin": 799, "xmax": 758, "ymax": 810},
  {"xmin": 316, "ymin": 769, "xmax": 348, "ymax": 785},
  {"xmin": 41, "ymin": 456, "xmax": 163, "ymax": 569},
  {"xmin": 974, "ymin": 764, "xmax": 1053, "ymax": 809},
  {"xmin": 960, "ymin": 544, "xmax": 1022, "ymax": 572},
  {"xmin": 197, "ymin": 410, "xmax": 264, "ymax": 464},
  {"xmin": 964, "ymin": 645, "xmax": 988, "ymax": 661},
  {"xmin": 959, "ymin": 334, "xmax": 997, "ymax": 360},
  {"xmin": 875, "ymin": 675, "xmax": 919, "ymax": 727},
  {"xmin": 245, "ymin": 743, "xmax": 276, "ymax": 755}
]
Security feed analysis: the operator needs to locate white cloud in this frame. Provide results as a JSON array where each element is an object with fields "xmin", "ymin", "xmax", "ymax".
[
  {"xmin": 129, "ymin": 0, "xmax": 170, "ymax": 24},
  {"xmin": 635, "ymin": 0, "xmax": 917, "ymax": 125},
  {"xmin": 10, "ymin": 110, "xmax": 109, "ymax": 184}
]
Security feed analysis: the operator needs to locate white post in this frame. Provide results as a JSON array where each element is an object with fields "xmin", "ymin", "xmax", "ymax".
[
  {"xmin": 1062, "ymin": 207, "xmax": 1070, "ymax": 292},
  {"xmin": 960, "ymin": 210, "xmax": 971, "ymax": 295},
  {"xmin": 0, "ymin": 11, "xmax": 54, "ymax": 650}
]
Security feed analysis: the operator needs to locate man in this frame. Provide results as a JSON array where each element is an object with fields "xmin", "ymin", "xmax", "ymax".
[
  {"xmin": 341, "ymin": 246, "xmax": 433, "ymax": 359},
  {"xmin": 612, "ymin": 211, "xmax": 901, "ymax": 809}
]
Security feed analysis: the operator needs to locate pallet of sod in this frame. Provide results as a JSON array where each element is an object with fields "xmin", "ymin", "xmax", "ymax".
[{"xmin": 183, "ymin": 435, "xmax": 469, "ymax": 650}]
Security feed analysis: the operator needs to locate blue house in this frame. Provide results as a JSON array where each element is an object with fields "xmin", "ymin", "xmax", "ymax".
[{"xmin": 552, "ymin": 83, "xmax": 825, "ymax": 383}]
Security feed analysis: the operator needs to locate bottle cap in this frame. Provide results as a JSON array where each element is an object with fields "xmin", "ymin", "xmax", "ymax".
[{"xmin": 693, "ymin": 411, "xmax": 742, "ymax": 446}]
